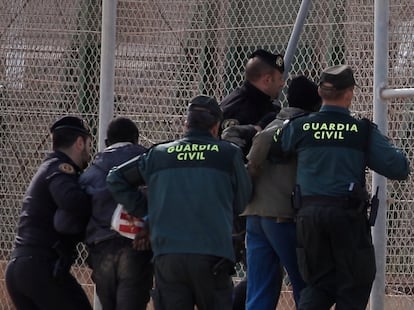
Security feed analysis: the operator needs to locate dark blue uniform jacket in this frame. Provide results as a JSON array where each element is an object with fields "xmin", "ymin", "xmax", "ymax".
[
  {"xmin": 15, "ymin": 151, "xmax": 91, "ymax": 250},
  {"xmin": 220, "ymin": 81, "xmax": 280, "ymax": 131}
]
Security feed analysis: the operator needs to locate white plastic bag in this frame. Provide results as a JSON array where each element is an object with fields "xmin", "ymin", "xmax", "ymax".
[{"xmin": 111, "ymin": 204, "xmax": 145, "ymax": 239}]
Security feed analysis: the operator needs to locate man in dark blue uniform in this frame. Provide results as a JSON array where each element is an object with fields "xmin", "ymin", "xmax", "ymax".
[
  {"xmin": 220, "ymin": 49, "xmax": 285, "ymax": 309},
  {"xmin": 80, "ymin": 117, "xmax": 153, "ymax": 310},
  {"xmin": 5, "ymin": 116, "xmax": 93, "ymax": 310},
  {"xmin": 107, "ymin": 95, "xmax": 252, "ymax": 310},
  {"xmin": 220, "ymin": 49, "xmax": 285, "ymax": 156},
  {"xmin": 270, "ymin": 65, "xmax": 410, "ymax": 310}
]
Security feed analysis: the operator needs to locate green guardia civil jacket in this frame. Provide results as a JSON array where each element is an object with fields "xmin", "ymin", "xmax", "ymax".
[
  {"xmin": 106, "ymin": 129, "xmax": 252, "ymax": 262},
  {"xmin": 276, "ymin": 105, "xmax": 410, "ymax": 197}
]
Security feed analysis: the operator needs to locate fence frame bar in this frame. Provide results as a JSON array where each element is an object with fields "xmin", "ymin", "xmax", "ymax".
[{"xmin": 97, "ymin": 0, "xmax": 117, "ymax": 152}]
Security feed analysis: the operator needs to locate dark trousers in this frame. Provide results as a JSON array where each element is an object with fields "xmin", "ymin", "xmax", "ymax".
[
  {"xmin": 232, "ymin": 278, "xmax": 247, "ymax": 310},
  {"xmin": 88, "ymin": 238, "xmax": 153, "ymax": 310},
  {"xmin": 152, "ymin": 254, "xmax": 234, "ymax": 310},
  {"xmin": 296, "ymin": 204, "xmax": 376, "ymax": 310},
  {"xmin": 6, "ymin": 253, "xmax": 92, "ymax": 310}
]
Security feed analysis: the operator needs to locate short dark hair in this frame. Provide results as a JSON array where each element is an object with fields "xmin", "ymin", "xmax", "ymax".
[
  {"xmin": 245, "ymin": 58, "xmax": 276, "ymax": 82},
  {"xmin": 106, "ymin": 117, "xmax": 139, "ymax": 146},
  {"xmin": 245, "ymin": 49, "xmax": 284, "ymax": 82},
  {"xmin": 52, "ymin": 129, "xmax": 89, "ymax": 150}
]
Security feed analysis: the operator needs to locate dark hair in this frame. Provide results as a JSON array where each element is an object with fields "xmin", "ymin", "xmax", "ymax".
[
  {"xmin": 287, "ymin": 75, "xmax": 322, "ymax": 112},
  {"xmin": 187, "ymin": 111, "xmax": 218, "ymax": 130},
  {"xmin": 245, "ymin": 58, "xmax": 276, "ymax": 82},
  {"xmin": 106, "ymin": 117, "xmax": 139, "ymax": 146},
  {"xmin": 52, "ymin": 129, "xmax": 88, "ymax": 150}
]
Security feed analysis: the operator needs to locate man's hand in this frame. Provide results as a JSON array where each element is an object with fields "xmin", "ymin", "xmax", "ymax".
[{"xmin": 132, "ymin": 224, "xmax": 151, "ymax": 251}]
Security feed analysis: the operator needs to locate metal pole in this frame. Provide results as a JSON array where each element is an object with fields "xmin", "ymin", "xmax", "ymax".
[
  {"xmin": 94, "ymin": 3, "xmax": 117, "ymax": 310},
  {"xmin": 381, "ymin": 87, "xmax": 414, "ymax": 99},
  {"xmin": 283, "ymin": 0, "xmax": 312, "ymax": 79},
  {"xmin": 371, "ymin": 1, "xmax": 389, "ymax": 309},
  {"xmin": 98, "ymin": 0, "xmax": 117, "ymax": 152}
]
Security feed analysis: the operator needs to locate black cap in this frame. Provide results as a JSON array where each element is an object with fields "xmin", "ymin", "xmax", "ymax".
[
  {"xmin": 249, "ymin": 49, "xmax": 284, "ymax": 73},
  {"xmin": 188, "ymin": 95, "xmax": 223, "ymax": 121},
  {"xmin": 50, "ymin": 116, "xmax": 90, "ymax": 135},
  {"xmin": 288, "ymin": 75, "xmax": 321, "ymax": 111},
  {"xmin": 319, "ymin": 65, "xmax": 357, "ymax": 90}
]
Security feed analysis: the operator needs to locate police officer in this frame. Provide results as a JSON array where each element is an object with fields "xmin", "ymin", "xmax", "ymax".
[
  {"xmin": 270, "ymin": 65, "xmax": 410, "ymax": 310},
  {"xmin": 220, "ymin": 49, "xmax": 285, "ymax": 309},
  {"xmin": 220, "ymin": 49, "xmax": 285, "ymax": 156},
  {"xmin": 5, "ymin": 116, "xmax": 93, "ymax": 310},
  {"xmin": 80, "ymin": 117, "xmax": 153, "ymax": 310},
  {"xmin": 107, "ymin": 95, "xmax": 252, "ymax": 310}
]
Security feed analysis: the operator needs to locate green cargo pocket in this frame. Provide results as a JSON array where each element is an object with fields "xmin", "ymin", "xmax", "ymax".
[
  {"xmin": 352, "ymin": 246, "xmax": 376, "ymax": 284},
  {"xmin": 296, "ymin": 247, "xmax": 310, "ymax": 283}
]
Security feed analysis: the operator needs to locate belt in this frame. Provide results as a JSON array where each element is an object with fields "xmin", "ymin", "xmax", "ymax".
[
  {"xmin": 11, "ymin": 246, "xmax": 58, "ymax": 259},
  {"xmin": 263, "ymin": 216, "xmax": 295, "ymax": 223},
  {"xmin": 301, "ymin": 195, "xmax": 350, "ymax": 208},
  {"xmin": 89, "ymin": 235, "xmax": 132, "ymax": 246}
]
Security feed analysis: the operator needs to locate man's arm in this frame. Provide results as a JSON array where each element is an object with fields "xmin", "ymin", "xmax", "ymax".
[
  {"xmin": 106, "ymin": 156, "xmax": 148, "ymax": 218},
  {"xmin": 247, "ymin": 129, "xmax": 274, "ymax": 178},
  {"xmin": 221, "ymin": 124, "xmax": 259, "ymax": 158},
  {"xmin": 367, "ymin": 124, "xmax": 410, "ymax": 180},
  {"xmin": 50, "ymin": 173, "xmax": 91, "ymax": 235},
  {"xmin": 232, "ymin": 148, "xmax": 253, "ymax": 215}
]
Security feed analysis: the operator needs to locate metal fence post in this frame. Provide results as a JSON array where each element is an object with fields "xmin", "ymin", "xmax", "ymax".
[
  {"xmin": 98, "ymin": 0, "xmax": 117, "ymax": 152},
  {"xmin": 371, "ymin": 1, "xmax": 389, "ymax": 309},
  {"xmin": 94, "ymin": 1, "xmax": 117, "ymax": 309},
  {"xmin": 283, "ymin": 0, "xmax": 312, "ymax": 80}
]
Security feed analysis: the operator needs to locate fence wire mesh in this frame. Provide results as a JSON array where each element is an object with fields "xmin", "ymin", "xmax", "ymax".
[{"xmin": 1, "ymin": 0, "xmax": 413, "ymax": 309}]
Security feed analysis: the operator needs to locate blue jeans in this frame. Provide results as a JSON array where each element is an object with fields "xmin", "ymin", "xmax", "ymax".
[{"xmin": 246, "ymin": 216, "xmax": 305, "ymax": 309}]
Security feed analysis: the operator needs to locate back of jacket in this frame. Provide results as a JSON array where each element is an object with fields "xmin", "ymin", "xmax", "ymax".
[
  {"xmin": 243, "ymin": 107, "xmax": 306, "ymax": 218},
  {"xmin": 80, "ymin": 143, "xmax": 147, "ymax": 245},
  {"xmin": 279, "ymin": 106, "xmax": 410, "ymax": 196},
  {"xmin": 107, "ymin": 129, "xmax": 252, "ymax": 262}
]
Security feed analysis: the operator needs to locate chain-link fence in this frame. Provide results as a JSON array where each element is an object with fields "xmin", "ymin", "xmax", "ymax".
[{"xmin": 1, "ymin": 0, "xmax": 413, "ymax": 309}]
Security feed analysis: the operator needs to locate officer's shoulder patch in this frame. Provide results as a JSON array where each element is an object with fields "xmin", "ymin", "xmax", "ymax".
[
  {"xmin": 221, "ymin": 118, "xmax": 239, "ymax": 130},
  {"xmin": 58, "ymin": 163, "xmax": 75, "ymax": 174}
]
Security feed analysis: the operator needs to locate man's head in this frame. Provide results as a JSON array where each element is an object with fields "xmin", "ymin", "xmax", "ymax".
[
  {"xmin": 318, "ymin": 65, "xmax": 357, "ymax": 105},
  {"xmin": 245, "ymin": 49, "xmax": 285, "ymax": 99},
  {"xmin": 105, "ymin": 117, "xmax": 139, "ymax": 147},
  {"xmin": 50, "ymin": 116, "xmax": 92, "ymax": 169},
  {"xmin": 186, "ymin": 95, "xmax": 222, "ymax": 137},
  {"xmin": 287, "ymin": 75, "xmax": 321, "ymax": 112}
]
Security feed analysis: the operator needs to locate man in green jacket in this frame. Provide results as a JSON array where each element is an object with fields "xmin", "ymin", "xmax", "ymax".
[
  {"xmin": 107, "ymin": 95, "xmax": 252, "ymax": 310},
  {"xmin": 244, "ymin": 76, "xmax": 321, "ymax": 309},
  {"xmin": 270, "ymin": 65, "xmax": 410, "ymax": 310}
]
